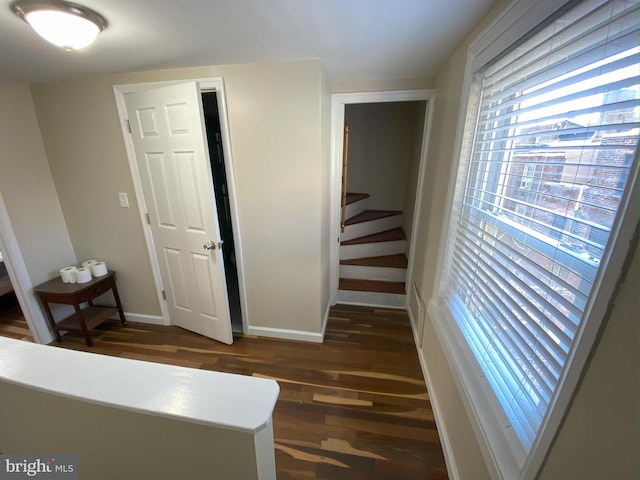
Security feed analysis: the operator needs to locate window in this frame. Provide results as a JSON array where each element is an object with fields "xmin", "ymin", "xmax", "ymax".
[
  {"xmin": 519, "ymin": 164, "xmax": 536, "ymax": 189},
  {"xmin": 433, "ymin": 0, "xmax": 639, "ymax": 477}
]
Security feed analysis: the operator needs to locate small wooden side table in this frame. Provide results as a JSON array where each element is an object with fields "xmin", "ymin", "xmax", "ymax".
[{"xmin": 34, "ymin": 271, "xmax": 126, "ymax": 347}]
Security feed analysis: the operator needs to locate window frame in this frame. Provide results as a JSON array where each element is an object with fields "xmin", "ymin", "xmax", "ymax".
[{"xmin": 427, "ymin": 0, "xmax": 640, "ymax": 478}]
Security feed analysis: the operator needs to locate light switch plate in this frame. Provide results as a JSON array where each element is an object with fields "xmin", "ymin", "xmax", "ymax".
[{"xmin": 118, "ymin": 192, "xmax": 129, "ymax": 208}]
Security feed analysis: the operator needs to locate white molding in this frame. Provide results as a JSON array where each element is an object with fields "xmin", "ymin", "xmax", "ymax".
[
  {"xmin": 430, "ymin": 55, "xmax": 478, "ymax": 303},
  {"xmin": 112, "ymin": 312, "xmax": 166, "ymax": 326},
  {"xmin": 0, "ymin": 190, "xmax": 53, "ymax": 344},
  {"xmin": 112, "ymin": 78, "xmax": 249, "ymax": 335},
  {"xmin": 407, "ymin": 281, "xmax": 426, "ymax": 346},
  {"xmin": 329, "ymin": 89, "xmax": 436, "ymax": 307},
  {"xmin": 428, "ymin": 301, "xmax": 509, "ymax": 479},
  {"xmin": 405, "ymin": 95, "xmax": 436, "ymax": 288},
  {"xmin": 407, "ymin": 307, "xmax": 461, "ymax": 480},
  {"xmin": 246, "ymin": 326, "xmax": 324, "ymax": 344},
  {"xmin": 470, "ymin": 0, "xmax": 566, "ymax": 72}
]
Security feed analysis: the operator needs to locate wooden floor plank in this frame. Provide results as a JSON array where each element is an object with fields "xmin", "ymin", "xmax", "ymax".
[{"xmin": 0, "ymin": 304, "xmax": 448, "ymax": 479}]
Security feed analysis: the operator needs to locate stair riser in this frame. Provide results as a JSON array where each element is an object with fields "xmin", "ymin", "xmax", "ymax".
[
  {"xmin": 340, "ymin": 240, "xmax": 406, "ymax": 260},
  {"xmin": 345, "ymin": 197, "xmax": 369, "ymax": 219},
  {"xmin": 337, "ymin": 290, "xmax": 406, "ymax": 308},
  {"xmin": 342, "ymin": 215, "xmax": 403, "ymax": 242},
  {"xmin": 340, "ymin": 265, "xmax": 407, "ymax": 282}
]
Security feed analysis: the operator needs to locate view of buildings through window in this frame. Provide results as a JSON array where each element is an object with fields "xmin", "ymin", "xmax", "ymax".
[
  {"xmin": 503, "ymin": 89, "xmax": 637, "ymax": 261},
  {"xmin": 486, "ymin": 82, "xmax": 638, "ymax": 320}
]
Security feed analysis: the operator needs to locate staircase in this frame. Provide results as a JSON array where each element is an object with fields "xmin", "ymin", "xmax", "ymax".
[{"xmin": 337, "ymin": 193, "xmax": 407, "ymax": 307}]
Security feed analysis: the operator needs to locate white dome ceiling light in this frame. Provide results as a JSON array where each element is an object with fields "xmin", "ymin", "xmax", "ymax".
[{"xmin": 11, "ymin": 0, "xmax": 107, "ymax": 51}]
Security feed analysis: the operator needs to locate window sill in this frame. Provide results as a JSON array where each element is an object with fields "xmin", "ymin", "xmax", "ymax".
[{"xmin": 427, "ymin": 299, "xmax": 528, "ymax": 480}]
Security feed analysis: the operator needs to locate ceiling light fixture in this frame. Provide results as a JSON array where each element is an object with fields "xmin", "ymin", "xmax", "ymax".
[{"xmin": 11, "ymin": 0, "xmax": 107, "ymax": 51}]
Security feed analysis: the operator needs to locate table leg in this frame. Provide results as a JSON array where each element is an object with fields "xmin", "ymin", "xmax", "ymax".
[
  {"xmin": 40, "ymin": 301, "xmax": 62, "ymax": 343},
  {"xmin": 74, "ymin": 304, "xmax": 93, "ymax": 347},
  {"xmin": 112, "ymin": 284, "xmax": 126, "ymax": 325}
]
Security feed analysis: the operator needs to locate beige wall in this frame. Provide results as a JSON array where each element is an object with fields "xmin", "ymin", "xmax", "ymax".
[
  {"xmin": 31, "ymin": 59, "xmax": 327, "ymax": 334},
  {"xmin": 410, "ymin": 0, "xmax": 639, "ymax": 478},
  {"xmin": 345, "ymin": 102, "xmax": 422, "ymax": 211},
  {"xmin": 30, "ymin": 75, "xmax": 158, "ymax": 316},
  {"xmin": 0, "ymin": 82, "xmax": 77, "ymax": 287},
  {"xmin": 403, "ymin": 101, "xmax": 427, "ymax": 243}
]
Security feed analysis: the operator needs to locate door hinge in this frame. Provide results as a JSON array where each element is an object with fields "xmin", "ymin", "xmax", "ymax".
[
  {"xmin": 162, "ymin": 290, "xmax": 166, "ymax": 300},
  {"xmin": 145, "ymin": 212, "xmax": 151, "ymax": 225},
  {"xmin": 126, "ymin": 119, "xmax": 132, "ymax": 133}
]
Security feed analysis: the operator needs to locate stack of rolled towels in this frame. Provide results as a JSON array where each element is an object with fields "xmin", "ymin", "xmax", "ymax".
[{"xmin": 59, "ymin": 259, "xmax": 108, "ymax": 284}]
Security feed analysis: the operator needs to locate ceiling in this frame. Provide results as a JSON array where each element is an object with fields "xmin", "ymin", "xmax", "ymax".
[{"xmin": 0, "ymin": 0, "xmax": 496, "ymax": 84}]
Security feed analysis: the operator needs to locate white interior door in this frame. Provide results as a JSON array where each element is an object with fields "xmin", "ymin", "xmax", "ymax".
[{"xmin": 125, "ymin": 82, "xmax": 233, "ymax": 344}]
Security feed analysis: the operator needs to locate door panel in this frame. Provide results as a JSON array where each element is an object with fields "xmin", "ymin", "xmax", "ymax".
[
  {"xmin": 164, "ymin": 247, "xmax": 190, "ymax": 311},
  {"xmin": 125, "ymin": 82, "xmax": 233, "ymax": 344},
  {"xmin": 136, "ymin": 107, "xmax": 159, "ymax": 137},
  {"xmin": 175, "ymin": 152, "xmax": 206, "ymax": 231},
  {"xmin": 146, "ymin": 153, "xmax": 177, "ymax": 228},
  {"xmin": 192, "ymin": 253, "xmax": 218, "ymax": 318}
]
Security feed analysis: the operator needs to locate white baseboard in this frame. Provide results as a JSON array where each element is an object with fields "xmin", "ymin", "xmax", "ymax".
[
  {"xmin": 112, "ymin": 312, "xmax": 167, "ymax": 326},
  {"xmin": 407, "ymin": 308, "xmax": 460, "ymax": 480},
  {"xmin": 247, "ymin": 325, "xmax": 324, "ymax": 343}
]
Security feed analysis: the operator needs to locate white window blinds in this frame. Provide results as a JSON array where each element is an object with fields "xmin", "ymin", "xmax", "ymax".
[{"xmin": 440, "ymin": 0, "xmax": 639, "ymax": 452}]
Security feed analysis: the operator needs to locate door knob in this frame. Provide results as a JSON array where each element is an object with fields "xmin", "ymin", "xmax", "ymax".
[{"xmin": 203, "ymin": 240, "xmax": 224, "ymax": 251}]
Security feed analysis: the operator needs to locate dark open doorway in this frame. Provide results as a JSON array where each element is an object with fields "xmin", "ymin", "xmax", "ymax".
[
  {"xmin": 0, "ymin": 250, "xmax": 31, "ymax": 341},
  {"xmin": 201, "ymin": 92, "xmax": 242, "ymax": 331}
]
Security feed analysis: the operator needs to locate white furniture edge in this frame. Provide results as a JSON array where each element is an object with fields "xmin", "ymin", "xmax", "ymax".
[{"xmin": 0, "ymin": 336, "xmax": 279, "ymax": 434}]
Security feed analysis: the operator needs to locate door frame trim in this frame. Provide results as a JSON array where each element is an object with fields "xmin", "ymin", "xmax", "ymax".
[
  {"xmin": 0, "ymin": 189, "xmax": 52, "ymax": 343},
  {"xmin": 113, "ymin": 78, "xmax": 249, "ymax": 334},
  {"xmin": 329, "ymin": 89, "xmax": 436, "ymax": 305}
]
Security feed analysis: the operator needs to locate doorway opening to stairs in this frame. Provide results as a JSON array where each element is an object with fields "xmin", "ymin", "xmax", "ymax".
[{"xmin": 330, "ymin": 91, "xmax": 434, "ymax": 309}]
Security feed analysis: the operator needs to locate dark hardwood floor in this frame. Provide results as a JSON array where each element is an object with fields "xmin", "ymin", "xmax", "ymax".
[
  {"xmin": 0, "ymin": 293, "xmax": 32, "ymax": 342},
  {"xmin": 0, "ymin": 303, "xmax": 447, "ymax": 479}
]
